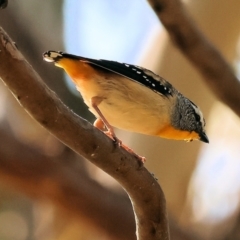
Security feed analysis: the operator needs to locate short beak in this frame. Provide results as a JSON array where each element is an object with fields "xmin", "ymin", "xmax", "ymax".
[{"xmin": 199, "ymin": 132, "xmax": 209, "ymax": 143}]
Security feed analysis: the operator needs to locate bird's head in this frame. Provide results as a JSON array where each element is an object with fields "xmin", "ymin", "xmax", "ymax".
[{"xmin": 171, "ymin": 95, "xmax": 209, "ymax": 143}]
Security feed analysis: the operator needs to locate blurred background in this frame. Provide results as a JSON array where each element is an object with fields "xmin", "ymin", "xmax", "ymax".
[{"xmin": 1, "ymin": 0, "xmax": 240, "ymax": 239}]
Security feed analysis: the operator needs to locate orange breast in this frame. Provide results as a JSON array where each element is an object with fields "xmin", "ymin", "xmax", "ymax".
[
  {"xmin": 55, "ymin": 58, "xmax": 96, "ymax": 84},
  {"xmin": 54, "ymin": 58, "xmax": 105, "ymax": 109}
]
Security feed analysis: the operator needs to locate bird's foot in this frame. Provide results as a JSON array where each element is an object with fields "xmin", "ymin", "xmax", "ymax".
[
  {"xmin": 94, "ymin": 118, "xmax": 145, "ymax": 165},
  {"xmin": 104, "ymin": 130, "xmax": 146, "ymax": 165}
]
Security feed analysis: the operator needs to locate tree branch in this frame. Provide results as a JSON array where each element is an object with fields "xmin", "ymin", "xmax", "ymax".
[
  {"xmin": 0, "ymin": 122, "xmax": 198, "ymax": 240},
  {"xmin": 0, "ymin": 123, "xmax": 136, "ymax": 240},
  {"xmin": 148, "ymin": 0, "xmax": 240, "ymax": 117},
  {"xmin": 0, "ymin": 28, "xmax": 169, "ymax": 240}
]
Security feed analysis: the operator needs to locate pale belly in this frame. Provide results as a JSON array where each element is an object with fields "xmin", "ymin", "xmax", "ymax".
[{"xmin": 76, "ymin": 75, "xmax": 172, "ymax": 136}]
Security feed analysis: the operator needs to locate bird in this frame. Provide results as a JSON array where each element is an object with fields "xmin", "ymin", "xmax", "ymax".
[{"xmin": 43, "ymin": 50, "xmax": 209, "ymax": 160}]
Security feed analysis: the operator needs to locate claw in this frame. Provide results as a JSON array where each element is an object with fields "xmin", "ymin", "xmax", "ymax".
[{"xmin": 104, "ymin": 130, "xmax": 146, "ymax": 165}]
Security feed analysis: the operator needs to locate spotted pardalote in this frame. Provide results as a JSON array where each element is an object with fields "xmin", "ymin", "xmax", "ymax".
[{"xmin": 43, "ymin": 51, "xmax": 209, "ymax": 158}]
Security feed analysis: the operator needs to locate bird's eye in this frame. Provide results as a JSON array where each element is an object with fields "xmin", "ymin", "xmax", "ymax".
[{"xmin": 195, "ymin": 113, "xmax": 200, "ymax": 122}]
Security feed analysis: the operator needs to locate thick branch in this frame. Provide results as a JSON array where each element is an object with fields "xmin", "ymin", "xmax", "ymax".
[
  {"xmin": 0, "ymin": 124, "xmax": 135, "ymax": 240},
  {"xmin": 0, "ymin": 28, "xmax": 169, "ymax": 240},
  {"xmin": 148, "ymin": 0, "xmax": 240, "ymax": 117},
  {"xmin": 0, "ymin": 122, "xmax": 197, "ymax": 240}
]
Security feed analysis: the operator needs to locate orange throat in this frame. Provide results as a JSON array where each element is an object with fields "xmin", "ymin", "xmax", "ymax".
[{"xmin": 157, "ymin": 124, "xmax": 199, "ymax": 141}]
